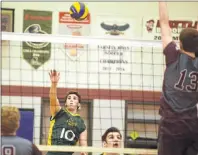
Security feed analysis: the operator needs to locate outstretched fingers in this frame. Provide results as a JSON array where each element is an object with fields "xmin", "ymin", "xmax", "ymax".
[{"xmin": 49, "ymin": 69, "xmax": 59, "ymax": 76}]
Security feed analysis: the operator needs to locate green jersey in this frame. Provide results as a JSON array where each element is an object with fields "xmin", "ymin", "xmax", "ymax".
[{"xmin": 46, "ymin": 108, "xmax": 86, "ymax": 155}]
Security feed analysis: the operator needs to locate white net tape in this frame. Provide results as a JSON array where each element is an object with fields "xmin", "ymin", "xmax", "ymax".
[
  {"xmin": 37, "ymin": 145, "xmax": 157, "ymax": 154},
  {"xmin": 2, "ymin": 32, "xmax": 164, "ymax": 47}
]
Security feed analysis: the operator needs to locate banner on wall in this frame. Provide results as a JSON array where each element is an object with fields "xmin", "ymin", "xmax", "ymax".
[
  {"xmin": 58, "ymin": 12, "xmax": 91, "ymax": 61},
  {"xmin": 94, "ymin": 15, "xmax": 139, "ymax": 73},
  {"xmin": 1, "ymin": 8, "xmax": 15, "ymax": 32},
  {"xmin": 22, "ymin": 10, "xmax": 52, "ymax": 69},
  {"xmin": 142, "ymin": 17, "xmax": 198, "ymax": 41}
]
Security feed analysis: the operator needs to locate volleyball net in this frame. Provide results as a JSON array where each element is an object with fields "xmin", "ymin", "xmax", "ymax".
[
  {"xmin": 37, "ymin": 145, "xmax": 157, "ymax": 154},
  {"xmin": 1, "ymin": 32, "xmax": 165, "ymax": 155}
]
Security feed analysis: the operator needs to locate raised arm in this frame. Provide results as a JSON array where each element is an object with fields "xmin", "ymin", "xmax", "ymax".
[
  {"xmin": 159, "ymin": 2, "xmax": 172, "ymax": 49},
  {"xmin": 49, "ymin": 70, "xmax": 61, "ymax": 117}
]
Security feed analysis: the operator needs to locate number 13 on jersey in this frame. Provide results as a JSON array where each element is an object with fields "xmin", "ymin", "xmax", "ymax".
[{"xmin": 175, "ymin": 69, "xmax": 198, "ymax": 92}]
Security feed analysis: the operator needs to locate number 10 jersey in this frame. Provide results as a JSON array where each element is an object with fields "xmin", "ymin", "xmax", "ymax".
[{"xmin": 47, "ymin": 108, "xmax": 86, "ymax": 155}]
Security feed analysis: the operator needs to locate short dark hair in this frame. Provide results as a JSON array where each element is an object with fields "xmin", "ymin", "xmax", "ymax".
[
  {"xmin": 147, "ymin": 19, "xmax": 154, "ymax": 23},
  {"xmin": 179, "ymin": 28, "xmax": 198, "ymax": 53},
  {"xmin": 102, "ymin": 127, "xmax": 122, "ymax": 142},
  {"xmin": 64, "ymin": 91, "xmax": 81, "ymax": 103}
]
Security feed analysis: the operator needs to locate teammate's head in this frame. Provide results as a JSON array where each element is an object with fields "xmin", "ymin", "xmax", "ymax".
[
  {"xmin": 1, "ymin": 106, "xmax": 20, "ymax": 135},
  {"xmin": 102, "ymin": 127, "xmax": 122, "ymax": 149},
  {"xmin": 179, "ymin": 28, "xmax": 198, "ymax": 57},
  {"xmin": 64, "ymin": 91, "xmax": 81, "ymax": 112}
]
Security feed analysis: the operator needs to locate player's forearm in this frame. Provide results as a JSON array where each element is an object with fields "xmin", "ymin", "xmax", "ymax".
[
  {"xmin": 79, "ymin": 130, "xmax": 87, "ymax": 147},
  {"xmin": 159, "ymin": 2, "xmax": 169, "ymax": 25},
  {"xmin": 79, "ymin": 139, "xmax": 87, "ymax": 147},
  {"xmin": 49, "ymin": 83, "xmax": 58, "ymax": 103}
]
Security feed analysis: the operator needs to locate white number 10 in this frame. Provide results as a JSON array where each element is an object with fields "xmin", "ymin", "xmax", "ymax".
[{"xmin": 60, "ymin": 128, "xmax": 75, "ymax": 141}]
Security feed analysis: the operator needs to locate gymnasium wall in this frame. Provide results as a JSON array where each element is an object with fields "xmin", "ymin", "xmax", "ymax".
[
  {"xmin": 2, "ymin": 2, "xmax": 198, "ymax": 146},
  {"xmin": 2, "ymin": 2, "xmax": 198, "ymax": 90},
  {"xmin": 2, "ymin": 2, "xmax": 198, "ymax": 34}
]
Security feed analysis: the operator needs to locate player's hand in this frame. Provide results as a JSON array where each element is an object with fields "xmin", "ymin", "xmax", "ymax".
[
  {"xmin": 49, "ymin": 70, "xmax": 60, "ymax": 84},
  {"xmin": 80, "ymin": 152, "xmax": 87, "ymax": 155}
]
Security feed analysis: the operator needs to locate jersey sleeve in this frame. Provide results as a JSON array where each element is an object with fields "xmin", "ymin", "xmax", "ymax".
[
  {"xmin": 31, "ymin": 144, "xmax": 42, "ymax": 155},
  {"xmin": 163, "ymin": 41, "xmax": 180, "ymax": 66},
  {"xmin": 50, "ymin": 108, "xmax": 64, "ymax": 121},
  {"xmin": 79, "ymin": 118, "xmax": 86, "ymax": 134}
]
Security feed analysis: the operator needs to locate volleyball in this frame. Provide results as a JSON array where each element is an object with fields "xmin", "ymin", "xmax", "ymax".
[{"xmin": 69, "ymin": 2, "xmax": 89, "ymax": 21}]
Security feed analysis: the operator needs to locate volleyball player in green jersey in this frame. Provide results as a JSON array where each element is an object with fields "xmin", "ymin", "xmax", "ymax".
[{"xmin": 47, "ymin": 70, "xmax": 87, "ymax": 155}]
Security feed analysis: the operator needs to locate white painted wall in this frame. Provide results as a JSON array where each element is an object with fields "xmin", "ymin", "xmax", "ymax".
[
  {"xmin": 1, "ymin": 42, "xmax": 165, "ymax": 91},
  {"xmin": 92, "ymin": 99, "xmax": 125, "ymax": 147},
  {"xmin": 2, "ymin": 2, "xmax": 198, "ymax": 34},
  {"xmin": 2, "ymin": 2, "xmax": 198, "ymax": 91}
]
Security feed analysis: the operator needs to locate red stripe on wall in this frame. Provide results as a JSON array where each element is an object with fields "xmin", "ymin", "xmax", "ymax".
[{"xmin": 1, "ymin": 85, "xmax": 161, "ymax": 102}]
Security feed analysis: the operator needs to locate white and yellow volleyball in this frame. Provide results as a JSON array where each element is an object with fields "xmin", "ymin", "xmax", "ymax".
[{"xmin": 69, "ymin": 2, "xmax": 89, "ymax": 21}]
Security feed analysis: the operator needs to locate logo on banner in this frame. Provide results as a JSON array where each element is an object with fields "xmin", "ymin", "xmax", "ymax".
[
  {"xmin": 145, "ymin": 19, "xmax": 155, "ymax": 33},
  {"xmin": 58, "ymin": 12, "xmax": 91, "ymax": 61},
  {"xmin": 24, "ymin": 24, "xmax": 49, "ymax": 48},
  {"xmin": 22, "ymin": 10, "xmax": 52, "ymax": 70},
  {"xmin": 95, "ymin": 16, "xmax": 136, "ymax": 73},
  {"xmin": 143, "ymin": 18, "xmax": 198, "ymax": 41},
  {"xmin": 100, "ymin": 22, "xmax": 130, "ymax": 36}
]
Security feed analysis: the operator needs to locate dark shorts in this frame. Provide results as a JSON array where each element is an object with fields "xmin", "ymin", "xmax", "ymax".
[{"xmin": 158, "ymin": 117, "xmax": 198, "ymax": 155}]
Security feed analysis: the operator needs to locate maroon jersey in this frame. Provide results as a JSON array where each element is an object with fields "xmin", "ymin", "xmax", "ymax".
[{"xmin": 160, "ymin": 41, "xmax": 198, "ymax": 118}]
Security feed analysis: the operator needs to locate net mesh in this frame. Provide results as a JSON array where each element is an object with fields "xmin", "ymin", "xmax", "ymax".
[{"xmin": 1, "ymin": 32, "xmax": 165, "ymax": 155}]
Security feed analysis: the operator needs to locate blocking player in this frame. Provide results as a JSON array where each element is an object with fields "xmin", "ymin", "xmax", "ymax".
[
  {"xmin": 1, "ymin": 106, "xmax": 42, "ymax": 155},
  {"xmin": 158, "ymin": 2, "xmax": 198, "ymax": 155},
  {"xmin": 101, "ymin": 127, "xmax": 122, "ymax": 155},
  {"xmin": 46, "ymin": 70, "xmax": 87, "ymax": 155}
]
